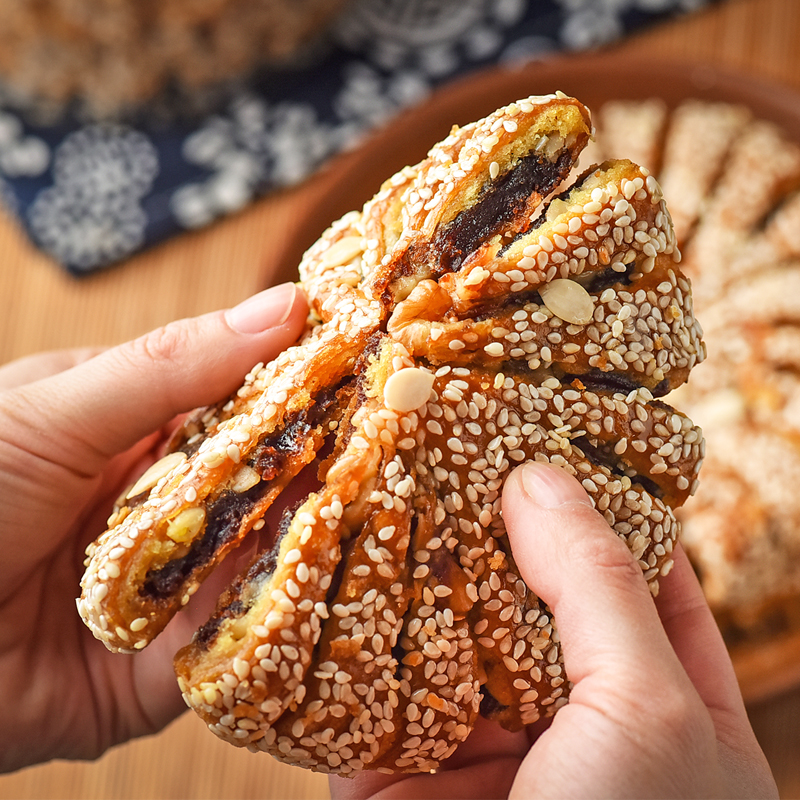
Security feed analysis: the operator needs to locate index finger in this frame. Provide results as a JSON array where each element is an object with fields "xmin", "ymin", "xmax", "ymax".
[
  {"xmin": 2, "ymin": 283, "xmax": 307, "ymax": 472},
  {"xmin": 655, "ymin": 544, "xmax": 749, "ymax": 718},
  {"xmin": 654, "ymin": 542, "xmax": 775, "ymax": 794}
]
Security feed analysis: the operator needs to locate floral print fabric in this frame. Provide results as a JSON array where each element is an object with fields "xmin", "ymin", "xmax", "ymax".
[{"xmin": 0, "ymin": 0, "xmax": 712, "ymax": 274}]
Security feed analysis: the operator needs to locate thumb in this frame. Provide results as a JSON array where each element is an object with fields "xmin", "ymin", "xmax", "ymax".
[
  {"xmin": 502, "ymin": 462, "xmax": 721, "ymax": 799},
  {"xmin": 3, "ymin": 282, "xmax": 307, "ymax": 471},
  {"xmin": 501, "ymin": 461, "xmax": 680, "ymax": 686}
]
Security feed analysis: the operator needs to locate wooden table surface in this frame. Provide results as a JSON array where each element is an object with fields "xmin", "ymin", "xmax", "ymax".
[{"xmin": 3, "ymin": 0, "xmax": 800, "ymax": 797}]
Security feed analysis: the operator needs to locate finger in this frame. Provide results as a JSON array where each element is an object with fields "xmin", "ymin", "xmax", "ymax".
[
  {"xmin": 655, "ymin": 546, "xmax": 777, "ymax": 798},
  {"xmin": 501, "ymin": 461, "xmax": 686, "ymax": 690},
  {"xmin": 500, "ymin": 462, "xmax": 721, "ymax": 798},
  {"xmin": 654, "ymin": 544, "xmax": 776, "ymax": 797},
  {"xmin": 3, "ymin": 283, "xmax": 307, "ymax": 472},
  {"xmin": 499, "ymin": 466, "xmax": 776, "ymax": 800},
  {"xmin": 330, "ymin": 758, "xmax": 522, "ymax": 800},
  {"xmin": 654, "ymin": 545, "xmax": 745, "ymax": 716},
  {"xmin": 0, "ymin": 347, "xmax": 103, "ymax": 389}
]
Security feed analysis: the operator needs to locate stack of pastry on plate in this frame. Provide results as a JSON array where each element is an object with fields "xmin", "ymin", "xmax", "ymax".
[
  {"xmin": 0, "ymin": 0, "xmax": 349, "ymax": 115},
  {"xmin": 592, "ymin": 97, "xmax": 800, "ymax": 677}
]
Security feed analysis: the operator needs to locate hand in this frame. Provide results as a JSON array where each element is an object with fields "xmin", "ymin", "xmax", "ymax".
[
  {"xmin": 330, "ymin": 462, "xmax": 777, "ymax": 799},
  {"xmin": 0, "ymin": 283, "xmax": 307, "ymax": 773}
]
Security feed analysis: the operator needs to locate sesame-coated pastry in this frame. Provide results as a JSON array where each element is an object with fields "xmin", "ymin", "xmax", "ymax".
[
  {"xmin": 596, "ymin": 97, "xmax": 800, "ymax": 657},
  {"xmin": 675, "ymin": 265, "xmax": 800, "ymax": 631},
  {"xmin": 78, "ymin": 93, "xmax": 705, "ymax": 774}
]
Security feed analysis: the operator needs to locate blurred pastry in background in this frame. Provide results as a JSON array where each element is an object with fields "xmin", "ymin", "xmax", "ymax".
[
  {"xmin": 595, "ymin": 96, "xmax": 800, "ymax": 659},
  {"xmin": 0, "ymin": 0, "xmax": 351, "ymax": 116}
]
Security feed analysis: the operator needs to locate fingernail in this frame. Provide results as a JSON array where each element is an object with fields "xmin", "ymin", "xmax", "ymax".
[
  {"xmin": 225, "ymin": 283, "xmax": 298, "ymax": 334},
  {"xmin": 518, "ymin": 462, "xmax": 593, "ymax": 509}
]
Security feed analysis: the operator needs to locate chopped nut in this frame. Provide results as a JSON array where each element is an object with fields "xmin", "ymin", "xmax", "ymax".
[
  {"xmin": 320, "ymin": 235, "xmax": 364, "ymax": 268},
  {"xmin": 231, "ymin": 465, "xmax": 261, "ymax": 493},
  {"xmin": 166, "ymin": 508, "xmax": 206, "ymax": 543}
]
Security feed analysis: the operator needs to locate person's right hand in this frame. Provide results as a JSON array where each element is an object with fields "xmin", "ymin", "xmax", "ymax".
[
  {"xmin": 331, "ymin": 462, "xmax": 778, "ymax": 799},
  {"xmin": 502, "ymin": 462, "xmax": 777, "ymax": 798}
]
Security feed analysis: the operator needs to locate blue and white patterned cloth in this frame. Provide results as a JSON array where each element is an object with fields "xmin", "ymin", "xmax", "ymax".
[{"xmin": 0, "ymin": 0, "xmax": 712, "ymax": 275}]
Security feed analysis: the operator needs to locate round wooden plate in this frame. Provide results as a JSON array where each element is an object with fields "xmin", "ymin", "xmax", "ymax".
[
  {"xmin": 271, "ymin": 50, "xmax": 800, "ymax": 279},
  {"xmin": 268, "ymin": 51, "xmax": 800, "ymax": 704}
]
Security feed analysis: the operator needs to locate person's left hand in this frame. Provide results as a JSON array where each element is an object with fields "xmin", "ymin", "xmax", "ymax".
[{"xmin": 0, "ymin": 283, "xmax": 307, "ymax": 773}]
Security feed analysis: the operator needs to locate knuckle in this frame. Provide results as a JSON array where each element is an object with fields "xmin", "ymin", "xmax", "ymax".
[
  {"xmin": 595, "ymin": 541, "xmax": 643, "ymax": 584},
  {"xmin": 574, "ymin": 514, "xmax": 644, "ymax": 585},
  {"xmin": 654, "ymin": 683, "xmax": 713, "ymax": 746},
  {"xmin": 128, "ymin": 320, "xmax": 191, "ymax": 368}
]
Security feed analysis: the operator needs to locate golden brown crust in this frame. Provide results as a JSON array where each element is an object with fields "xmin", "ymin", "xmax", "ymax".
[{"xmin": 78, "ymin": 93, "xmax": 704, "ymax": 773}]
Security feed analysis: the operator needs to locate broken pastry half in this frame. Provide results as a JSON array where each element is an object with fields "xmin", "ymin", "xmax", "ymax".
[{"xmin": 78, "ymin": 93, "xmax": 705, "ymax": 774}]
